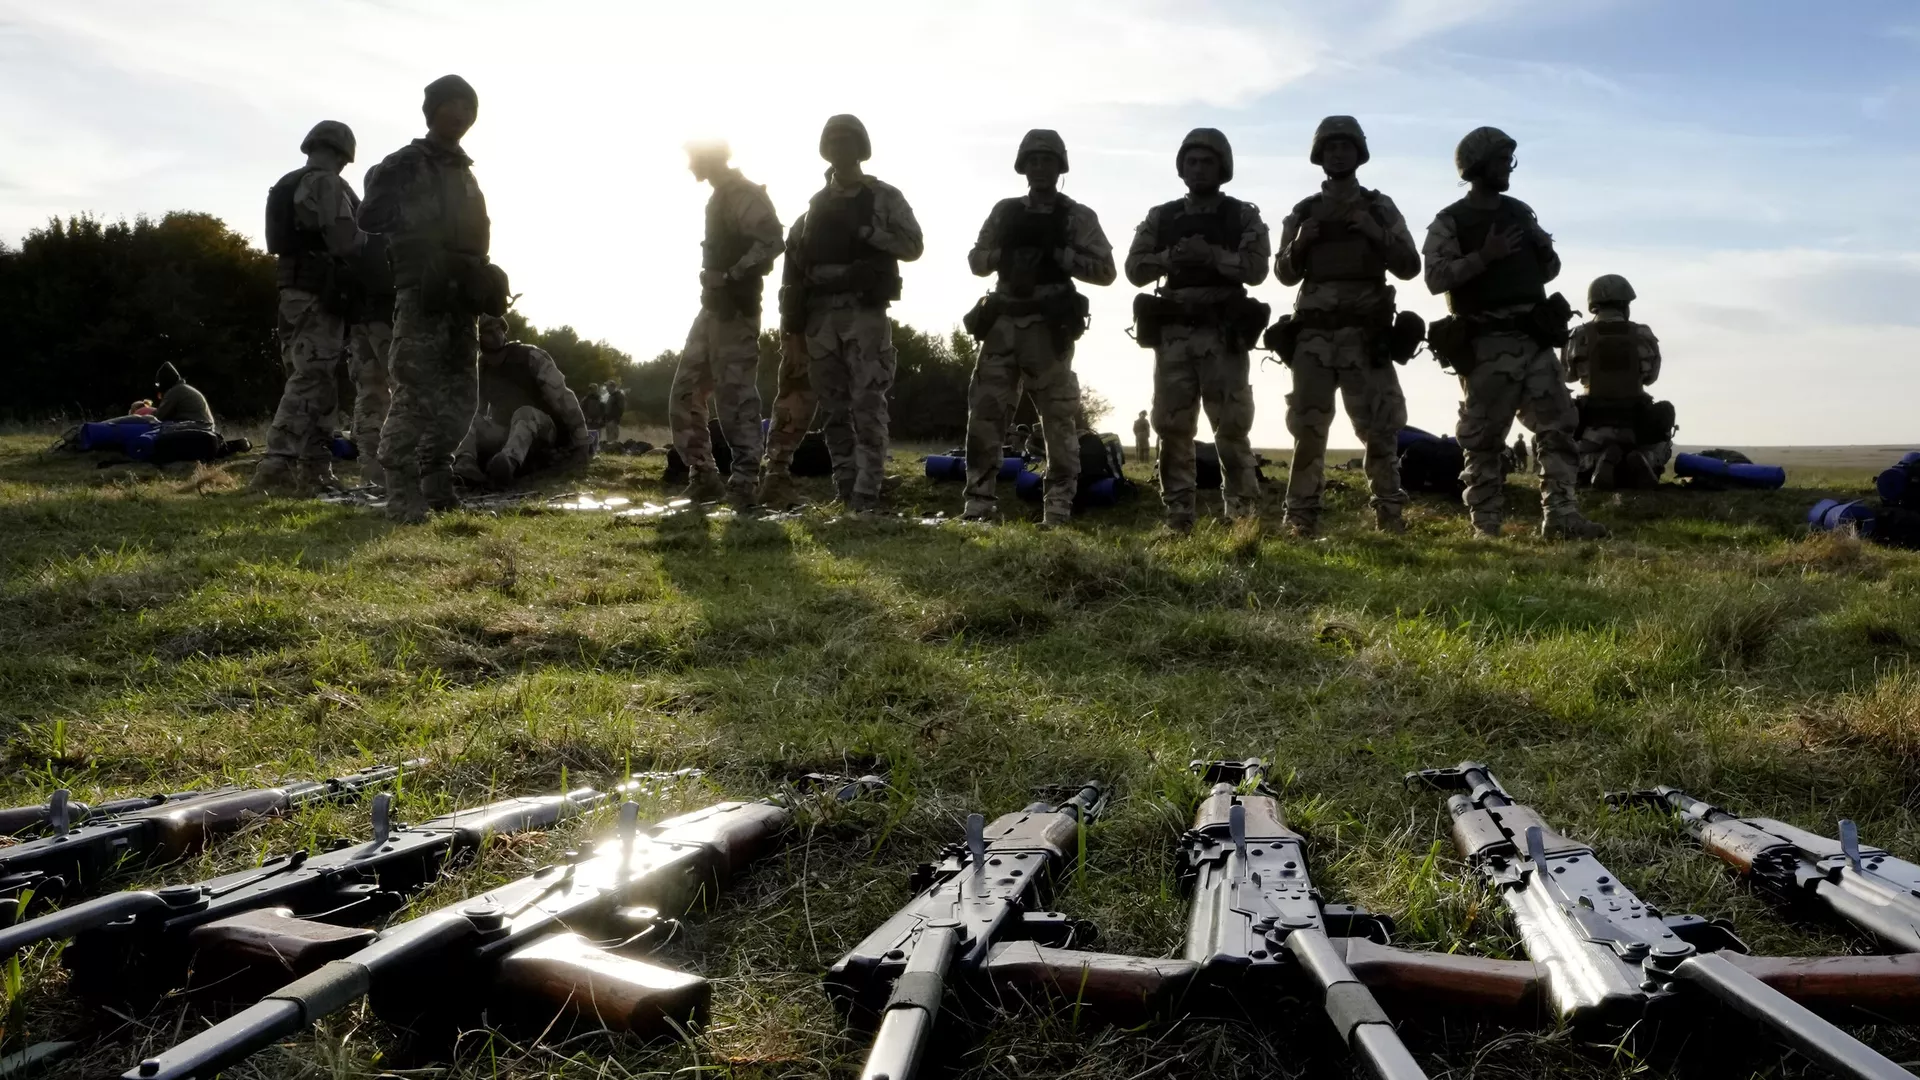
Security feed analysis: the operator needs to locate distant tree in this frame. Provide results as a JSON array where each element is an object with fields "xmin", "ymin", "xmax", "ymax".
[{"xmin": 0, "ymin": 213, "xmax": 278, "ymax": 421}]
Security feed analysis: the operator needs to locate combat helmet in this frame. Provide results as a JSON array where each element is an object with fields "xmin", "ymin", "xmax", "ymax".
[
  {"xmin": 819, "ymin": 114, "xmax": 871, "ymax": 162},
  {"xmin": 1454, "ymin": 126, "xmax": 1516, "ymax": 179},
  {"xmin": 1014, "ymin": 129, "xmax": 1068, "ymax": 174},
  {"xmin": 1310, "ymin": 116, "xmax": 1369, "ymax": 166},
  {"xmin": 300, "ymin": 120, "xmax": 356, "ymax": 163},
  {"xmin": 1587, "ymin": 274, "xmax": 1636, "ymax": 312},
  {"xmin": 1176, "ymin": 128, "xmax": 1234, "ymax": 182}
]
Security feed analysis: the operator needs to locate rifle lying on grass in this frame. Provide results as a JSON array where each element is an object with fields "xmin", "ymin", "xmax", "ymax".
[
  {"xmin": 1410, "ymin": 762, "xmax": 1919, "ymax": 1080},
  {"xmin": 129, "ymin": 774, "xmax": 883, "ymax": 1080},
  {"xmin": 984, "ymin": 761, "xmax": 1511, "ymax": 1080},
  {"xmin": 824, "ymin": 780, "xmax": 1107, "ymax": 1080},
  {"xmin": 0, "ymin": 761, "xmax": 420, "ymax": 919},
  {"xmin": 1611, "ymin": 786, "xmax": 1920, "ymax": 954},
  {"xmin": 0, "ymin": 788, "xmax": 214, "ymax": 838},
  {"xmin": 0, "ymin": 787, "xmax": 605, "ymax": 1003}
]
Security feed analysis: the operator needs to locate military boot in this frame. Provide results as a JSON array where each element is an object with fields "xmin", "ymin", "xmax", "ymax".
[
  {"xmin": 1541, "ymin": 511, "xmax": 1610, "ymax": 540},
  {"xmin": 1471, "ymin": 514, "xmax": 1503, "ymax": 539},
  {"xmin": 1590, "ymin": 448, "xmax": 1621, "ymax": 491},
  {"xmin": 1162, "ymin": 515, "xmax": 1195, "ymax": 536},
  {"xmin": 755, "ymin": 471, "xmax": 797, "ymax": 510},
  {"xmin": 384, "ymin": 470, "xmax": 428, "ymax": 524},
  {"xmin": 247, "ymin": 456, "xmax": 301, "ymax": 495},
  {"xmin": 360, "ymin": 459, "xmax": 387, "ymax": 490},
  {"xmin": 1283, "ymin": 510, "xmax": 1318, "ymax": 539},
  {"xmin": 961, "ymin": 499, "xmax": 998, "ymax": 523},
  {"xmin": 304, "ymin": 460, "xmax": 343, "ymax": 493},
  {"xmin": 485, "ymin": 452, "xmax": 517, "ymax": 488},
  {"xmin": 421, "ymin": 471, "xmax": 463, "ymax": 513},
  {"xmin": 682, "ymin": 469, "xmax": 727, "ymax": 504},
  {"xmin": 1374, "ymin": 506, "xmax": 1407, "ymax": 535}
]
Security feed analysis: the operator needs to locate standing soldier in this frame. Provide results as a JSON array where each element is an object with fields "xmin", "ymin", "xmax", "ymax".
[
  {"xmin": 1272, "ymin": 116, "xmax": 1420, "ymax": 537},
  {"xmin": 757, "ymin": 217, "xmax": 815, "ymax": 510},
  {"xmin": 958, "ymin": 130, "xmax": 1114, "ymax": 525},
  {"xmin": 252, "ymin": 120, "xmax": 360, "ymax": 496},
  {"xmin": 361, "ymin": 74, "xmax": 500, "ymax": 524},
  {"xmin": 670, "ymin": 140, "xmax": 784, "ymax": 509},
  {"xmin": 777, "ymin": 115, "xmax": 923, "ymax": 513},
  {"xmin": 1422, "ymin": 126, "xmax": 1607, "ymax": 539},
  {"xmin": 1125, "ymin": 128, "xmax": 1271, "ymax": 532},
  {"xmin": 1132, "ymin": 409, "xmax": 1150, "ymax": 462},
  {"xmin": 347, "ymin": 162, "xmax": 395, "ymax": 489},
  {"xmin": 1566, "ymin": 274, "xmax": 1671, "ymax": 488}
]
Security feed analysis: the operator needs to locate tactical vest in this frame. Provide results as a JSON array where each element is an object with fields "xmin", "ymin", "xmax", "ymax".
[
  {"xmin": 1293, "ymin": 192, "xmax": 1387, "ymax": 283},
  {"xmin": 1153, "ymin": 195, "xmax": 1243, "ymax": 291},
  {"xmin": 479, "ymin": 345, "xmax": 544, "ymax": 422},
  {"xmin": 265, "ymin": 166, "xmax": 334, "ymax": 292},
  {"xmin": 381, "ymin": 145, "xmax": 491, "ymax": 286},
  {"xmin": 802, "ymin": 183, "xmax": 900, "ymax": 305},
  {"xmin": 994, "ymin": 197, "xmax": 1072, "ymax": 294},
  {"xmin": 702, "ymin": 183, "xmax": 766, "ymax": 315},
  {"xmin": 1442, "ymin": 196, "xmax": 1547, "ymax": 314},
  {"xmin": 1585, "ymin": 321, "xmax": 1643, "ymax": 401}
]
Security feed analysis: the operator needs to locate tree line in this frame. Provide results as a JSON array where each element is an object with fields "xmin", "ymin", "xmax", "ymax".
[{"xmin": 0, "ymin": 211, "xmax": 1110, "ymax": 439}]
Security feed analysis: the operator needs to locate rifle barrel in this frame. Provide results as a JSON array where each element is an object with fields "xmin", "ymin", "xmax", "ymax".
[{"xmin": 1671, "ymin": 952, "xmax": 1916, "ymax": 1080}]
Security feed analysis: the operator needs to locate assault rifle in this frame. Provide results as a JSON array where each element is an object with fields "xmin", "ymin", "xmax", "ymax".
[
  {"xmin": 1411, "ymin": 762, "xmax": 1918, "ymax": 1080},
  {"xmin": 824, "ymin": 781, "xmax": 1107, "ymax": 1080},
  {"xmin": 0, "ymin": 788, "xmax": 215, "ymax": 838},
  {"xmin": 986, "ymin": 761, "xmax": 1521, "ymax": 1080},
  {"xmin": 129, "ymin": 775, "xmax": 882, "ymax": 1080},
  {"xmin": 0, "ymin": 761, "xmax": 419, "ymax": 919},
  {"xmin": 1612, "ymin": 786, "xmax": 1920, "ymax": 954},
  {"xmin": 0, "ymin": 787, "xmax": 605, "ymax": 1003}
]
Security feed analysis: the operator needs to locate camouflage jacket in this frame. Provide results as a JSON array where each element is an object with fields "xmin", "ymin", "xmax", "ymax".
[
  {"xmin": 1565, "ymin": 309, "xmax": 1662, "ymax": 387},
  {"xmin": 1124, "ymin": 192, "xmax": 1271, "ymax": 303},
  {"xmin": 1275, "ymin": 181, "xmax": 1420, "ymax": 314}
]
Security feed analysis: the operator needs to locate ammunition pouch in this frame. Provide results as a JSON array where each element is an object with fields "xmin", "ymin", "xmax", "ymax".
[
  {"xmin": 1131, "ymin": 293, "xmax": 1269, "ymax": 352},
  {"xmin": 1531, "ymin": 292, "xmax": 1574, "ymax": 350},
  {"xmin": 1261, "ymin": 314, "xmax": 1301, "ymax": 365},
  {"xmin": 965, "ymin": 292, "xmax": 1090, "ymax": 353},
  {"xmin": 812, "ymin": 258, "xmax": 902, "ymax": 309},
  {"xmin": 415, "ymin": 252, "xmax": 509, "ymax": 318},
  {"xmin": 1641, "ymin": 398, "xmax": 1677, "ymax": 443},
  {"xmin": 700, "ymin": 279, "xmax": 763, "ymax": 320},
  {"xmin": 1426, "ymin": 315, "xmax": 1477, "ymax": 374},
  {"xmin": 1390, "ymin": 310, "xmax": 1427, "ymax": 365}
]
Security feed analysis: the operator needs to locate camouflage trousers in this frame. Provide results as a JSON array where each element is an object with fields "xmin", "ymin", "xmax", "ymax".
[
  {"xmin": 671, "ymin": 308, "xmax": 764, "ymax": 496},
  {"xmin": 1456, "ymin": 331, "xmax": 1580, "ymax": 527},
  {"xmin": 964, "ymin": 315, "xmax": 1080, "ymax": 519},
  {"xmin": 348, "ymin": 319, "xmax": 392, "ymax": 485},
  {"xmin": 1134, "ymin": 428, "xmax": 1150, "ymax": 463},
  {"xmin": 805, "ymin": 302, "xmax": 896, "ymax": 505},
  {"xmin": 260, "ymin": 288, "xmax": 345, "ymax": 468},
  {"xmin": 1153, "ymin": 322, "xmax": 1258, "ymax": 523},
  {"xmin": 1577, "ymin": 426, "xmax": 1673, "ymax": 487},
  {"xmin": 1283, "ymin": 326, "xmax": 1407, "ymax": 520},
  {"xmin": 455, "ymin": 407, "xmax": 556, "ymax": 483},
  {"xmin": 761, "ymin": 333, "xmax": 816, "ymax": 477},
  {"xmin": 380, "ymin": 288, "xmax": 477, "ymax": 515}
]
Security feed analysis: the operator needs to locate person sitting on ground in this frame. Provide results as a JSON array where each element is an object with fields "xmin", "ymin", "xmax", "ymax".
[
  {"xmin": 151, "ymin": 363, "xmax": 218, "ymax": 432},
  {"xmin": 454, "ymin": 315, "xmax": 592, "ymax": 487}
]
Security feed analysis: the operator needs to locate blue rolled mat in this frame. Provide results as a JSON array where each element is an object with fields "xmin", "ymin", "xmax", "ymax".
[
  {"xmin": 1398, "ymin": 426, "xmax": 1442, "ymax": 450},
  {"xmin": 1808, "ymin": 498, "xmax": 1876, "ymax": 536},
  {"xmin": 1874, "ymin": 451, "xmax": 1920, "ymax": 505},
  {"xmin": 1015, "ymin": 469, "xmax": 1041, "ymax": 500},
  {"xmin": 79, "ymin": 420, "xmax": 154, "ymax": 452},
  {"xmin": 331, "ymin": 435, "xmax": 359, "ymax": 460},
  {"xmin": 1674, "ymin": 452, "xmax": 1786, "ymax": 490},
  {"xmin": 1014, "ymin": 470, "xmax": 1121, "ymax": 508},
  {"xmin": 926, "ymin": 455, "xmax": 1025, "ymax": 482}
]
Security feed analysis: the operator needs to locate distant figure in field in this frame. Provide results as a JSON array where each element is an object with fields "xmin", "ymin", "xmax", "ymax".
[
  {"xmin": 454, "ymin": 315, "xmax": 590, "ymax": 486},
  {"xmin": 1565, "ymin": 274, "xmax": 1673, "ymax": 489},
  {"xmin": 1509, "ymin": 433, "xmax": 1529, "ymax": 473},
  {"xmin": 1133, "ymin": 409, "xmax": 1150, "ymax": 462},
  {"xmin": 252, "ymin": 119, "xmax": 361, "ymax": 496},
  {"xmin": 603, "ymin": 381, "xmax": 626, "ymax": 443}
]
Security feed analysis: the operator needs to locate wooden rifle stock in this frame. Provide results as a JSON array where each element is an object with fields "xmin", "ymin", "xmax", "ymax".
[
  {"xmin": 186, "ymin": 908, "xmax": 377, "ymax": 996},
  {"xmin": 494, "ymin": 932, "xmax": 709, "ymax": 1036},
  {"xmin": 1720, "ymin": 952, "xmax": 1920, "ymax": 1023},
  {"xmin": 984, "ymin": 941, "xmax": 1198, "ymax": 1023},
  {"xmin": 1332, "ymin": 938, "xmax": 1543, "ymax": 1023}
]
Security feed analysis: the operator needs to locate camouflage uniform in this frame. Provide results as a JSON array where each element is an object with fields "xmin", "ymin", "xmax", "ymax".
[
  {"xmin": 455, "ymin": 320, "xmax": 590, "ymax": 485},
  {"xmin": 671, "ymin": 162, "xmax": 784, "ymax": 505},
  {"xmin": 361, "ymin": 80, "xmax": 492, "ymax": 523},
  {"xmin": 961, "ymin": 129, "xmax": 1115, "ymax": 522},
  {"xmin": 1423, "ymin": 126, "xmax": 1600, "ymax": 538},
  {"xmin": 1273, "ymin": 117, "xmax": 1419, "ymax": 534},
  {"xmin": 1132, "ymin": 413, "xmax": 1150, "ymax": 461},
  {"xmin": 347, "ymin": 179, "xmax": 397, "ymax": 487},
  {"xmin": 254, "ymin": 121, "xmax": 361, "ymax": 494},
  {"xmin": 1566, "ymin": 291, "xmax": 1669, "ymax": 486},
  {"xmin": 782, "ymin": 115, "xmax": 923, "ymax": 510},
  {"xmin": 1125, "ymin": 129, "xmax": 1271, "ymax": 527}
]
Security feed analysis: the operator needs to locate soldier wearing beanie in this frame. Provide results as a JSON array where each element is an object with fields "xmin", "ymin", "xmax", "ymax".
[{"xmin": 360, "ymin": 74, "xmax": 501, "ymax": 523}]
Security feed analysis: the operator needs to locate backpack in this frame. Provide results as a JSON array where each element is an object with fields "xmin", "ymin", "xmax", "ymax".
[{"xmin": 1400, "ymin": 432, "xmax": 1466, "ymax": 496}]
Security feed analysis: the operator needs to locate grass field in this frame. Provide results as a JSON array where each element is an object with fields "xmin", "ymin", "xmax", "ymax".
[{"xmin": 3, "ymin": 428, "xmax": 1919, "ymax": 1079}]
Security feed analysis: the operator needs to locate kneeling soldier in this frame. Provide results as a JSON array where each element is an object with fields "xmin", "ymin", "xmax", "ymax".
[
  {"xmin": 1566, "ymin": 274, "xmax": 1672, "ymax": 488},
  {"xmin": 455, "ymin": 315, "xmax": 590, "ymax": 486},
  {"xmin": 1273, "ymin": 116, "xmax": 1420, "ymax": 537},
  {"xmin": 960, "ymin": 129, "xmax": 1114, "ymax": 524}
]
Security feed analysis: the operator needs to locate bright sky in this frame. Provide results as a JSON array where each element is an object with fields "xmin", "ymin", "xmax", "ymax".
[{"xmin": 4, "ymin": 0, "xmax": 1918, "ymax": 447}]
